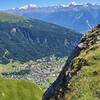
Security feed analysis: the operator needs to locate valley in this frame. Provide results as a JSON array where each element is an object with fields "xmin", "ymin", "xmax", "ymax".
[
  {"xmin": 0, "ymin": 2, "xmax": 100, "ymax": 100},
  {"xmin": 1, "ymin": 56, "xmax": 67, "ymax": 90},
  {"xmin": 0, "ymin": 12, "xmax": 82, "ymax": 99}
]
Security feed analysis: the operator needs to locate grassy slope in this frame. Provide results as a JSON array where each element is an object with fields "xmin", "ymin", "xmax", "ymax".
[
  {"xmin": 65, "ymin": 29, "xmax": 100, "ymax": 100},
  {"xmin": 0, "ymin": 77, "xmax": 43, "ymax": 100},
  {"xmin": 0, "ymin": 12, "xmax": 26, "ymax": 22}
]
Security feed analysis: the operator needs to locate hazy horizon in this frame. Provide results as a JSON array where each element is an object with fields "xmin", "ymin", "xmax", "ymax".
[{"xmin": 0, "ymin": 0, "xmax": 100, "ymax": 10}]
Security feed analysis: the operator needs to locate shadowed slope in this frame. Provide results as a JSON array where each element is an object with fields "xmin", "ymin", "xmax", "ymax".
[{"xmin": 0, "ymin": 12, "xmax": 82, "ymax": 64}]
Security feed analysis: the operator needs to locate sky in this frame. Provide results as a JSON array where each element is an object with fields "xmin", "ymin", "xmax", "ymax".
[{"xmin": 0, "ymin": 0, "xmax": 100, "ymax": 10}]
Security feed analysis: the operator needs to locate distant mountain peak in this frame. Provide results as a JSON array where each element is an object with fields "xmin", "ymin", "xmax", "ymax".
[
  {"xmin": 61, "ymin": 2, "xmax": 78, "ymax": 7},
  {"xmin": 10, "ymin": 3, "xmax": 100, "ymax": 11},
  {"xmin": 19, "ymin": 4, "xmax": 38, "ymax": 10},
  {"xmin": 69, "ymin": 1, "xmax": 79, "ymax": 6},
  {"xmin": 61, "ymin": 2, "xmax": 100, "ymax": 8},
  {"xmin": 11, "ymin": 4, "xmax": 38, "ymax": 10}
]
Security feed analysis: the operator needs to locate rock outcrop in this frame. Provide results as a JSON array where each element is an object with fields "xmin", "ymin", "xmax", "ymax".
[{"xmin": 42, "ymin": 24, "xmax": 100, "ymax": 100}]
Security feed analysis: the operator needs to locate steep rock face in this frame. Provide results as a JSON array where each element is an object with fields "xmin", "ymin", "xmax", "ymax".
[
  {"xmin": 42, "ymin": 24, "xmax": 100, "ymax": 100},
  {"xmin": 0, "ymin": 12, "xmax": 81, "ymax": 64}
]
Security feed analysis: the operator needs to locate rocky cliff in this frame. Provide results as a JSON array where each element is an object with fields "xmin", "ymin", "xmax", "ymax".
[{"xmin": 42, "ymin": 24, "xmax": 100, "ymax": 100}]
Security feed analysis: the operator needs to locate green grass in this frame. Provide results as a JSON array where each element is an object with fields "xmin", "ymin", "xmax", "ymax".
[
  {"xmin": 0, "ymin": 77, "xmax": 43, "ymax": 100},
  {"xmin": 0, "ymin": 12, "xmax": 26, "ymax": 23},
  {"xmin": 65, "ymin": 27, "xmax": 100, "ymax": 100},
  {"xmin": 65, "ymin": 43, "xmax": 100, "ymax": 100}
]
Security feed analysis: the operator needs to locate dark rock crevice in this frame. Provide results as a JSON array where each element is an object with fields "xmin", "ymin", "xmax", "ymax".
[{"xmin": 42, "ymin": 37, "xmax": 85, "ymax": 100}]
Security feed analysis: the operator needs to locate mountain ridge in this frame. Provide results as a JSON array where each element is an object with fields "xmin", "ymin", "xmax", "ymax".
[
  {"xmin": 5, "ymin": 3, "xmax": 100, "ymax": 32},
  {"xmin": 0, "ymin": 12, "xmax": 81, "ymax": 64},
  {"xmin": 8, "ymin": 3, "xmax": 100, "ymax": 11}
]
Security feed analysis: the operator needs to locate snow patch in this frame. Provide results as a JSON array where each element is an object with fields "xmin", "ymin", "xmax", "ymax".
[{"xmin": 19, "ymin": 4, "xmax": 37, "ymax": 10}]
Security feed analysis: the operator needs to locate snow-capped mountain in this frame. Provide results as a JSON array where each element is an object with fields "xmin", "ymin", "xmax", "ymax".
[
  {"xmin": 10, "ymin": 2, "xmax": 100, "ymax": 11},
  {"xmin": 6, "ymin": 3, "xmax": 100, "ymax": 32},
  {"xmin": 11, "ymin": 4, "xmax": 38, "ymax": 11},
  {"xmin": 19, "ymin": 4, "xmax": 37, "ymax": 10}
]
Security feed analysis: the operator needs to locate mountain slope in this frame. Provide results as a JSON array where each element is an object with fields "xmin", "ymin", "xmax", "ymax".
[
  {"xmin": 0, "ymin": 77, "xmax": 43, "ymax": 100},
  {"xmin": 0, "ymin": 12, "xmax": 26, "ymax": 22},
  {"xmin": 65, "ymin": 25, "xmax": 100, "ymax": 100},
  {"xmin": 7, "ymin": 3, "xmax": 100, "ymax": 32},
  {"xmin": 42, "ymin": 25, "xmax": 100, "ymax": 100},
  {"xmin": 0, "ymin": 12, "xmax": 81, "ymax": 64}
]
